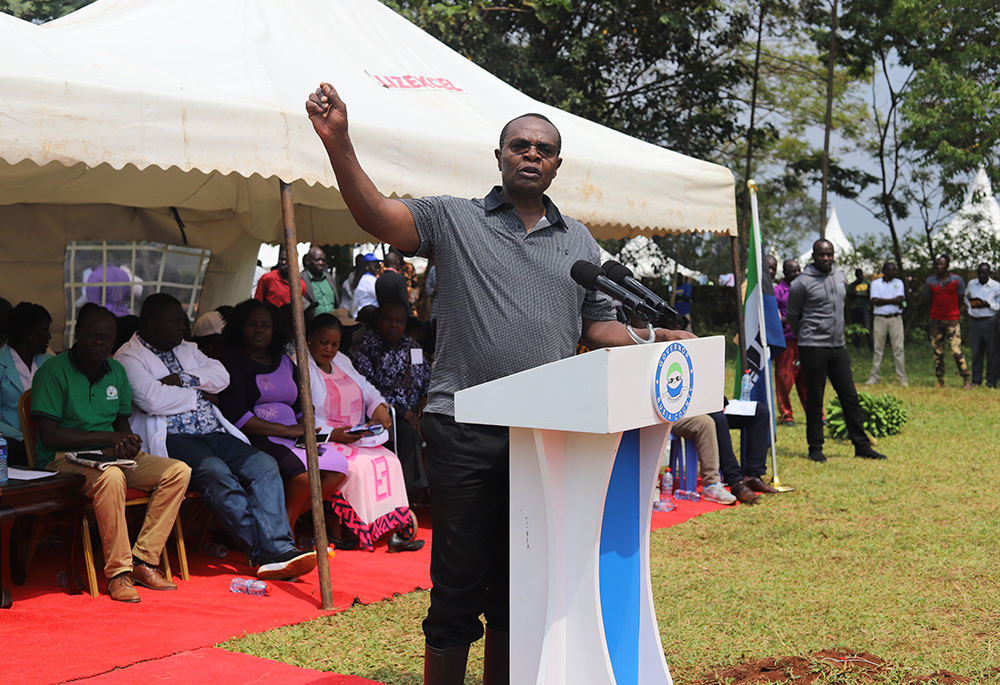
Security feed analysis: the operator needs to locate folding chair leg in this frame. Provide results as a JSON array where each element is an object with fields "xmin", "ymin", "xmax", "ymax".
[
  {"xmin": 173, "ymin": 516, "xmax": 189, "ymax": 581},
  {"xmin": 161, "ymin": 546, "xmax": 172, "ymax": 581},
  {"xmin": 81, "ymin": 518, "xmax": 99, "ymax": 598},
  {"xmin": 25, "ymin": 518, "xmax": 42, "ymax": 575}
]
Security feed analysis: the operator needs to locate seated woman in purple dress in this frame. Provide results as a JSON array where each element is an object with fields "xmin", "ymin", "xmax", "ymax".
[
  {"xmin": 306, "ymin": 314, "xmax": 423, "ymax": 553},
  {"xmin": 218, "ymin": 299, "xmax": 347, "ymax": 533}
]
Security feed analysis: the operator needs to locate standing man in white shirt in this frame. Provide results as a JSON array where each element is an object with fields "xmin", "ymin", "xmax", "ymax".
[
  {"xmin": 866, "ymin": 262, "xmax": 909, "ymax": 387},
  {"xmin": 965, "ymin": 262, "xmax": 1000, "ymax": 388},
  {"xmin": 350, "ymin": 253, "xmax": 381, "ymax": 317}
]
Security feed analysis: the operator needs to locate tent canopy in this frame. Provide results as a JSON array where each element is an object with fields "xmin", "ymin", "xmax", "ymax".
[
  {"xmin": 798, "ymin": 207, "xmax": 853, "ymax": 266},
  {"xmin": 1, "ymin": 0, "xmax": 738, "ymax": 346},
  {"xmin": 45, "ymin": 0, "xmax": 737, "ymax": 241}
]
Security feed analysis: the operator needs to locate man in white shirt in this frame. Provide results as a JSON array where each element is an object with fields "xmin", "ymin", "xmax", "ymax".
[
  {"xmin": 866, "ymin": 261, "xmax": 909, "ymax": 387},
  {"xmin": 350, "ymin": 253, "xmax": 381, "ymax": 317},
  {"xmin": 965, "ymin": 262, "xmax": 1000, "ymax": 388}
]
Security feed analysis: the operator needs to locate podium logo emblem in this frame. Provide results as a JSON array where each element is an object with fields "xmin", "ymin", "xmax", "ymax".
[{"xmin": 653, "ymin": 342, "xmax": 694, "ymax": 421}]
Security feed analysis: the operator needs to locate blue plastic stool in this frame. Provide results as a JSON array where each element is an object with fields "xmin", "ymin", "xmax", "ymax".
[{"xmin": 668, "ymin": 433, "xmax": 701, "ymax": 501}]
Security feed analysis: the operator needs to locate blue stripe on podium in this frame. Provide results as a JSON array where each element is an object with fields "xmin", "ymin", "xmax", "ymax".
[{"xmin": 599, "ymin": 428, "xmax": 641, "ymax": 684}]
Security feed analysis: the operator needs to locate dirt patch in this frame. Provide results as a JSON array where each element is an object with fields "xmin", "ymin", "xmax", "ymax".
[
  {"xmin": 905, "ymin": 672, "xmax": 970, "ymax": 684},
  {"xmin": 692, "ymin": 649, "xmax": 973, "ymax": 684}
]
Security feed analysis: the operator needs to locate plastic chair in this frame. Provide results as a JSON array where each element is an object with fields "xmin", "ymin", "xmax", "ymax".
[{"xmin": 18, "ymin": 389, "xmax": 189, "ymax": 597}]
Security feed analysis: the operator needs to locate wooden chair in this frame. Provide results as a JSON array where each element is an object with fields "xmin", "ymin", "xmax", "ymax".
[{"xmin": 18, "ymin": 389, "xmax": 189, "ymax": 597}]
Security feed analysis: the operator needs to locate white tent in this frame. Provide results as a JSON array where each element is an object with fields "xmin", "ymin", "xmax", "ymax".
[
  {"xmin": 616, "ymin": 236, "xmax": 703, "ymax": 280},
  {"xmin": 0, "ymin": 12, "xmax": 304, "ymax": 346},
  {"xmin": 44, "ymin": 0, "xmax": 736, "ymax": 240},
  {"xmin": 1, "ymin": 0, "xmax": 737, "ymax": 346},
  {"xmin": 935, "ymin": 167, "xmax": 1000, "ymax": 270},
  {"xmin": 798, "ymin": 206, "xmax": 854, "ymax": 266}
]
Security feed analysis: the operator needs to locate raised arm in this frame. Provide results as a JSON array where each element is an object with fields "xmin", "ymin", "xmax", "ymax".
[{"xmin": 306, "ymin": 83, "xmax": 420, "ymax": 253}]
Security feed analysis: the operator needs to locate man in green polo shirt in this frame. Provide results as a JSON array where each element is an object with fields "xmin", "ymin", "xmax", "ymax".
[
  {"xmin": 302, "ymin": 244, "xmax": 338, "ymax": 315},
  {"xmin": 32, "ymin": 304, "xmax": 190, "ymax": 603}
]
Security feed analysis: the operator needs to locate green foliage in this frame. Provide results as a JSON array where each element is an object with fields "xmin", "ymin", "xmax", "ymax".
[
  {"xmin": 383, "ymin": 0, "xmax": 752, "ymax": 160},
  {"xmin": 0, "ymin": 0, "xmax": 92, "ymax": 21},
  {"xmin": 827, "ymin": 391, "xmax": 908, "ymax": 439}
]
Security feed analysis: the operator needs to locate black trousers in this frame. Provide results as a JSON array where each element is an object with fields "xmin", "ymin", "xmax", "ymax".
[
  {"xmin": 713, "ymin": 400, "xmax": 770, "ymax": 486},
  {"xmin": 968, "ymin": 316, "xmax": 1000, "ymax": 386},
  {"xmin": 421, "ymin": 412, "xmax": 509, "ymax": 649},
  {"xmin": 798, "ymin": 345, "xmax": 871, "ymax": 451}
]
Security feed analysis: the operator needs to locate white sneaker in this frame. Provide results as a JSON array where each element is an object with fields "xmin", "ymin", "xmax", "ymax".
[
  {"xmin": 702, "ymin": 482, "xmax": 736, "ymax": 505},
  {"xmin": 865, "ymin": 377, "xmax": 878, "ymax": 385}
]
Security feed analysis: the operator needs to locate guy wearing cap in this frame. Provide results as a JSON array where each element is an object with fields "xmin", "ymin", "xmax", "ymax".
[
  {"xmin": 191, "ymin": 310, "xmax": 228, "ymax": 359},
  {"xmin": 350, "ymin": 253, "xmax": 380, "ymax": 317},
  {"xmin": 301, "ymin": 245, "xmax": 338, "ymax": 315}
]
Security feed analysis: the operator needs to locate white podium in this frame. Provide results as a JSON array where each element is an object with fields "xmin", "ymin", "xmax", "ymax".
[{"xmin": 454, "ymin": 336, "xmax": 725, "ymax": 685}]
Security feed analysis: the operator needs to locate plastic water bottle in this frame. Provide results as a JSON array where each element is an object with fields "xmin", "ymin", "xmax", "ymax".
[
  {"xmin": 740, "ymin": 370, "xmax": 753, "ymax": 401},
  {"xmin": 652, "ymin": 470, "xmax": 675, "ymax": 512},
  {"xmin": 230, "ymin": 577, "xmax": 269, "ymax": 596},
  {"xmin": 0, "ymin": 433, "xmax": 8, "ymax": 484},
  {"xmin": 202, "ymin": 542, "xmax": 228, "ymax": 558}
]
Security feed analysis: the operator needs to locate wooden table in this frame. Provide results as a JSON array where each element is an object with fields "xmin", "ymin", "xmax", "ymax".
[{"xmin": 0, "ymin": 471, "xmax": 86, "ymax": 608}]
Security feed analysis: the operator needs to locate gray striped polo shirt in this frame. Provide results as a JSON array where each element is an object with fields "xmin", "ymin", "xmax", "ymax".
[{"xmin": 402, "ymin": 186, "xmax": 616, "ymax": 417}]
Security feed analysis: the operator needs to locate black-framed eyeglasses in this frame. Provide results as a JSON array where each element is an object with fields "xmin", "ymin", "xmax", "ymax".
[{"xmin": 505, "ymin": 138, "xmax": 559, "ymax": 159}]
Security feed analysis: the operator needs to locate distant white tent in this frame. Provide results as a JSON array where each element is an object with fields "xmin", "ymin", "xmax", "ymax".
[
  {"xmin": 799, "ymin": 207, "xmax": 853, "ymax": 266},
  {"xmin": 617, "ymin": 236, "xmax": 703, "ymax": 280},
  {"xmin": 934, "ymin": 167, "xmax": 1000, "ymax": 270}
]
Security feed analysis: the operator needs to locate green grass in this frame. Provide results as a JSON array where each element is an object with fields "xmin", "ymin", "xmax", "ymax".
[{"xmin": 223, "ymin": 342, "xmax": 1000, "ymax": 684}]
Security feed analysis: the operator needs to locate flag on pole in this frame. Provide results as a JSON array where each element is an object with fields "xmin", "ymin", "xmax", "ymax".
[{"xmin": 736, "ymin": 196, "xmax": 785, "ymax": 403}]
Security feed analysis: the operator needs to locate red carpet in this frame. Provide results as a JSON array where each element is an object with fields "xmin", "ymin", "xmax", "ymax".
[
  {"xmin": 2, "ymin": 516, "xmax": 432, "ymax": 685},
  {"xmin": 2, "ymin": 497, "xmax": 726, "ymax": 684},
  {"xmin": 651, "ymin": 496, "xmax": 727, "ymax": 530}
]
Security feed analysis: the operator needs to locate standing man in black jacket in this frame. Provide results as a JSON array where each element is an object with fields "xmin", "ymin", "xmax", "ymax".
[{"xmin": 787, "ymin": 239, "xmax": 886, "ymax": 463}]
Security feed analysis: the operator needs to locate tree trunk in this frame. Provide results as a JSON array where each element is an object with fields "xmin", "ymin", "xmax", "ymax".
[{"xmin": 820, "ymin": 0, "xmax": 839, "ymax": 237}]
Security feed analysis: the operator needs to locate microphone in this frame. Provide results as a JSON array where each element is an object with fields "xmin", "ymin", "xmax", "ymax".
[
  {"xmin": 601, "ymin": 259, "xmax": 679, "ymax": 323},
  {"xmin": 570, "ymin": 260, "xmax": 658, "ymax": 323}
]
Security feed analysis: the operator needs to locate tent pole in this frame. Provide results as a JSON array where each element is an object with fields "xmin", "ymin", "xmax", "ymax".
[
  {"xmin": 280, "ymin": 179, "xmax": 334, "ymax": 610},
  {"xmin": 731, "ymin": 234, "xmax": 747, "ymax": 374}
]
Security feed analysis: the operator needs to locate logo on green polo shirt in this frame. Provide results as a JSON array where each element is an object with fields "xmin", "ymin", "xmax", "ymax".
[{"xmin": 107, "ymin": 385, "xmax": 119, "ymax": 401}]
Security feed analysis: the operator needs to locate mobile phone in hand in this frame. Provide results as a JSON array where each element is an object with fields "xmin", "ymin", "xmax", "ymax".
[
  {"xmin": 347, "ymin": 423, "xmax": 384, "ymax": 436},
  {"xmin": 295, "ymin": 432, "xmax": 330, "ymax": 449}
]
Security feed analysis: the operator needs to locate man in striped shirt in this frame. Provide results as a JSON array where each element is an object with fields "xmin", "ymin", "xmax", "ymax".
[{"xmin": 307, "ymin": 83, "xmax": 694, "ymax": 685}]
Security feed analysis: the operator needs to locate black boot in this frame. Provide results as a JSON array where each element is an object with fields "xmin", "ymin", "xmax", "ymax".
[
  {"xmin": 424, "ymin": 642, "xmax": 469, "ymax": 685},
  {"xmin": 482, "ymin": 628, "xmax": 509, "ymax": 685}
]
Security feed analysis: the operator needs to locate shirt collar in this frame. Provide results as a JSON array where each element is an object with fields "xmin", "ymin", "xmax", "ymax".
[
  {"xmin": 68, "ymin": 346, "xmax": 113, "ymax": 383},
  {"xmin": 484, "ymin": 186, "xmax": 567, "ymax": 230},
  {"xmin": 137, "ymin": 333, "xmax": 173, "ymax": 356}
]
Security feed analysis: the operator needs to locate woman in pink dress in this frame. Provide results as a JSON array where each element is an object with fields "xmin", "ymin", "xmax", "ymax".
[{"xmin": 307, "ymin": 313, "xmax": 423, "ymax": 553}]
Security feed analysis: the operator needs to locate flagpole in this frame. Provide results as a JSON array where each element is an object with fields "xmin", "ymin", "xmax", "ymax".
[{"xmin": 748, "ymin": 180, "xmax": 793, "ymax": 492}]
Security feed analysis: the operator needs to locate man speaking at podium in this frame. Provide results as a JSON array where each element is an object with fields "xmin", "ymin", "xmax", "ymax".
[{"xmin": 307, "ymin": 83, "xmax": 693, "ymax": 685}]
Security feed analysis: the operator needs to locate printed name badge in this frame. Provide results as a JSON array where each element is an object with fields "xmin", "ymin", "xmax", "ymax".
[
  {"xmin": 410, "ymin": 348, "xmax": 424, "ymax": 365},
  {"xmin": 651, "ymin": 342, "xmax": 694, "ymax": 421}
]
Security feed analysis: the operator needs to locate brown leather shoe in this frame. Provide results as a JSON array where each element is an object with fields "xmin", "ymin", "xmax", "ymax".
[
  {"xmin": 743, "ymin": 475, "xmax": 780, "ymax": 494},
  {"xmin": 131, "ymin": 562, "xmax": 178, "ymax": 590},
  {"xmin": 107, "ymin": 572, "xmax": 141, "ymax": 602},
  {"xmin": 729, "ymin": 481, "xmax": 761, "ymax": 505}
]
